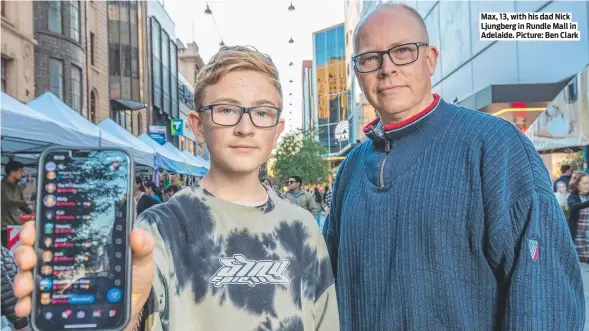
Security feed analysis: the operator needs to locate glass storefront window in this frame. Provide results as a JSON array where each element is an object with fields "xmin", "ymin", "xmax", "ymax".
[{"xmin": 50, "ymin": 58, "xmax": 64, "ymax": 100}]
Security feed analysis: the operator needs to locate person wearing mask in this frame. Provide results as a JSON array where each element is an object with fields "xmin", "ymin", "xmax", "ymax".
[
  {"xmin": 554, "ymin": 164, "xmax": 573, "ymax": 192},
  {"xmin": 11, "ymin": 45, "xmax": 338, "ymax": 331},
  {"xmin": 134, "ymin": 176, "xmax": 159, "ymax": 217},
  {"xmin": 283, "ymin": 176, "xmax": 318, "ymax": 215},
  {"xmin": 1, "ymin": 161, "xmax": 33, "ymax": 248},
  {"xmin": 567, "ymin": 172, "xmax": 589, "ymax": 262},
  {"xmin": 323, "ymin": 3, "xmax": 584, "ymax": 330}
]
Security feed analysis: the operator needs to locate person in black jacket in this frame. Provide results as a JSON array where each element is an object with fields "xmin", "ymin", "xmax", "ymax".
[
  {"xmin": 567, "ymin": 171, "xmax": 589, "ymax": 262},
  {"xmin": 134, "ymin": 176, "xmax": 160, "ymax": 217},
  {"xmin": 1, "ymin": 246, "xmax": 29, "ymax": 330}
]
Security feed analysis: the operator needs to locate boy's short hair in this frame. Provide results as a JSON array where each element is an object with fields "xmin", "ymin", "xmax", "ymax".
[
  {"xmin": 4, "ymin": 161, "xmax": 24, "ymax": 176},
  {"xmin": 194, "ymin": 45, "xmax": 283, "ymax": 109}
]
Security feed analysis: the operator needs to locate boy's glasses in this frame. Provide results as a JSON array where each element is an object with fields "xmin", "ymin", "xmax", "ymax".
[{"xmin": 199, "ymin": 104, "xmax": 282, "ymax": 128}]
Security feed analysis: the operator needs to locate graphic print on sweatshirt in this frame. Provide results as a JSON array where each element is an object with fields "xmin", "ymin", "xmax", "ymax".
[{"xmin": 135, "ymin": 184, "xmax": 337, "ymax": 331}]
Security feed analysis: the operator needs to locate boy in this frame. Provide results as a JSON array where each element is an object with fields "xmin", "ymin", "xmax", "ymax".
[{"xmin": 12, "ymin": 46, "xmax": 339, "ymax": 331}]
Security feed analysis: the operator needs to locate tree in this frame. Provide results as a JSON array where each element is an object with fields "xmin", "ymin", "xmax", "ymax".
[
  {"xmin": 557, "ymin": 151, "xmax": 584, "ymax": 175},
  {"xmin": 271, "ymin": 129, "xmax": 329, "ymax": 185}
]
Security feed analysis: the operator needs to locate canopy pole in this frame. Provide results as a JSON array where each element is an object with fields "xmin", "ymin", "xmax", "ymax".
[{"xmin": 582, "ymin": 146, "xmax": 588, "ymax": 172}]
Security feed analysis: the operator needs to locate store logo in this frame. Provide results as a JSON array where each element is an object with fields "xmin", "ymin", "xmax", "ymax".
[{"xmin": 335, "ymin": 120, "xmax": 349, "ymax": 142}]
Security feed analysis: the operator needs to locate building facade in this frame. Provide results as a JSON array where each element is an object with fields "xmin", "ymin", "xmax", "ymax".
[
  {"xmin": 147, "ymin": 0, "xmax": 180, "ymax": 146},
  {"xmin": 301, "ymin": 60, "xmax": 314, "ymax": 134},
  {"xmin": 1, "ymin": 0, "xmax": 36, "ymax": 103},
  {"xmin": 312, "ymin": 23, "xmax": 349, "ymax": 156},
  {"xmin": 178, "ymin": 40, "xmax": 205, "ymax": 88},
  {"xmin": 33, "ymin": 0, "xmax": 87, "ymax": 116},
  {"xmin": 344, "ymin": 1, "xmax": 589, "ymax": 145},
  {"xmin": 107, "ymin": 0, "xmax": 150, "ymax": 135},
  {"xmin": 84, "ymin": 0, "xmax": 109, "ymax": 124}
]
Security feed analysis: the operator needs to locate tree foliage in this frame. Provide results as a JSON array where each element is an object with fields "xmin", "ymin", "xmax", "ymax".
[
  {"xmin": 557, "ymin": 151, "xmax": 585, "ymax": 175},
  {"xmin": 271, "ymin": 129, "xmax": 329, "ymax": 185}
]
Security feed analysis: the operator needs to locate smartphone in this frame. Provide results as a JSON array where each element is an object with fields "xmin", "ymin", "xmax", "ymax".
[{"xmin": 32, "ymin": 147, "xmax": 134, "ymax": 331}]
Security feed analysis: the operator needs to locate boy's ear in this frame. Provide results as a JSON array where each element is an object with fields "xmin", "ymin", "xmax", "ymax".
[{"xmin": 188, "ymin": 111, "xmax": 206, "ymax": 145}]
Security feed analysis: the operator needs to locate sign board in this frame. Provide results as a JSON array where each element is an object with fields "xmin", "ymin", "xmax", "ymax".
[
  {"xmin": 149, "ymin": 125, "xmax": 167, "ymax": 145},
  {"xmin": 335, "ymin": 120, "xmax": 349, "ymax": 142},
  {"xmin": 171, "ymin": 119, "xmax": 184, "ymax": 136}
]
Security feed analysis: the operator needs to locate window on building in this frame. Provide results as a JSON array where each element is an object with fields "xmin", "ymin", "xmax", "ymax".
[
  {"xmin": 1, "ymin": 58, "xmax": 6, "ymax": 92},
  {"xmin": 115, "ymin": 110, "xmax": 133, "ymax": 133},
  {"xmin": 1, "ymin": 1, "xmax": 5, "ymax": 17},
  {"xmin": 49, "ymin": 58, "xmax": 64, "ymax": 100},
  {"xmin": 69, "ymin": 1, "xmax": 80, "ymax": 41},
  {"xmin": 90, "ymin": 33, "xmax": 95, "ymax": 65},
  {"xmin": 162, "ymin": 31, "xmax": 170, "ymax": 115},
  {"xmin": 151, "ymin": 18, "xmax": 162, "ymax": 110},
  {"xmin": 70, "ymin": 65, "xmax": 82, "ymax": 113},
  {"xmin": 90, "ymin": 90, "xmax": 97, "ymax": 123},
  {"xmin": 49, "ymin": 1, "xmax": 62, "ymax": 34},
  {"xmin": 170, "ymin": 42, "xmax": 178, "ymax": 118}
]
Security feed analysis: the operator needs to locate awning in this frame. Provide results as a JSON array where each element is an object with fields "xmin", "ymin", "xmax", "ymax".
[
  {"xmin": 526, "ymin": 64, "xmax": 589, "ymax": 153},
  {"xmin": 110, "ymin": 99, "xmax": 146, "ymax": 111},
  {"xmin": 96, "ymin": 119, "xmax": 156, "ymax": 167},
  {"xmin": 457, "ymin": 77, "xmax": 573, "ymax": 112}
]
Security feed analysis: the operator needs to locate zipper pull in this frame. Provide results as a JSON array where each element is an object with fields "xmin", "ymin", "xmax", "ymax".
[{"xmin": 384, "ymin": 140, "xmax": 391, "ymax": 153}]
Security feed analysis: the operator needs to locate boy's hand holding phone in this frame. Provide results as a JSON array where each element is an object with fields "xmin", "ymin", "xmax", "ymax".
[{"xmin": 12, "ymin": 221, "xmax": 155, "ymax": 330}]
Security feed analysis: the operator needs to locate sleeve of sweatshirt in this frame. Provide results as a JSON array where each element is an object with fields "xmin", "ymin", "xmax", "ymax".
[
  {"xmin": 133, "ymin": 212, "xmax": 170, "ymax": 331},
  {"xmin": 482, "ymin": 123, "xmax": 585, "ymax": 330},
  {"xmin": 313, "ymin": 221, "xmax": 339, "ymax": 331}
]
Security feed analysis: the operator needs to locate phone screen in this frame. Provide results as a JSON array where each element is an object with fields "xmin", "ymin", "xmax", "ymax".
[{"xmin": 33, "ymin": 149, "xmax": 132, "ymax": 331}]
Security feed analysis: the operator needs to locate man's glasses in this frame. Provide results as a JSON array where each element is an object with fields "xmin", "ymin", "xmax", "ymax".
[
  {"xmin": 352, "ymin": 42, "xmax": 428, "ymax": 73},
  {"xmin": 199, "ymin": 104, "xmax": 282, "ymax": 128}
]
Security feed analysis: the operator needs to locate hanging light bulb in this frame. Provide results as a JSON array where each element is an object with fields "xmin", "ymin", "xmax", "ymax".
[
  {"xmin": 289, "ymin": 62, "xmax": 293, "ymax": 66},
  {"xmin": 204, "ymin": 4, "xmax": 212, "ymax": 14},
  {"xmin": 289, "ymin": 80, "xmax": 293, "ymax": 83},
  {"xmin": 219, "ymin": 40, "xmax": 225, "ymax": 46},
  {"xmin": 288, "ymin": 1, "xmax": 295, "ymax": 11},
  {"xmin": 289, "ymin": 93, "xmax": 292, "ymax": 96},
  {"xmin": 289, "ymin": 37, "xmax": 294, "ymax": 44}
]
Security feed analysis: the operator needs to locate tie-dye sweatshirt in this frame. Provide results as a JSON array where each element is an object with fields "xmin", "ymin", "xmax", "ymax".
[{"xmin": 135, "ymin": 184, "xmax": 339, "ymax": 331}]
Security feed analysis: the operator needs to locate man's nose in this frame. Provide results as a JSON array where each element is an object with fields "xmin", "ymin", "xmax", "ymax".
[{"xmin": 379, "ymin": 52, "xmax": 398, "ymax": 77}]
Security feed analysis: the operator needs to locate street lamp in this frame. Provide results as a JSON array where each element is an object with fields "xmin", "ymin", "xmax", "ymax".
[
  {"xmin": 288, "ymin": 1, "xmax": 295, "ymax": 11},
  {"xmin": 289, "ymin": 37, "xmax": 294, "ymax": 44},
  {"xmin": 204, "ymin": 4, "xmax": 212, "ymax": 14}
]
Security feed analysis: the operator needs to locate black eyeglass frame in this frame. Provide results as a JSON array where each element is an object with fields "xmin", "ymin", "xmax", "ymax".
[
  {"xmin": 199, "ymin": 103, "xmax": 283, "ymax": 128},
  {"xmin": 352, "ymin": 41, "xmax": 429, "ymax": 73}
]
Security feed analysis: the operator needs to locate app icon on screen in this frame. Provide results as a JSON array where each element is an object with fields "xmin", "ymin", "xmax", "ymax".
[
  {"xmin": 44, "ymin": 223, "xmax": 54, "ymax": 235},
  {"xmin": 42, "ymin": 251, "xmax": 53, "ymax": 263},
  {"xmin": 41, "ymin": 265, "xmax": 53, "ymax": 276},
  {"xmin": 106, "ymin": 288, "xmax": 122, "ymax": 303},
  {"xmin": 39, "ymin": 278, "xmax": 53, "ymax": 291},
  {"xmin": 41, "ymin": 293, "xmax": 52, "ymax": 305},
  {"xmin": 46, "ymin": 172, "xmax": 56, "ymax": 180},
  {"xmin": 45, "ymin": 162, "xmax": 56, "ymax": 172},
  {"xmin": 45, "ymin": 182, "xmax": 56, "ymax": 194},
  {"xmin": 43, "ymin": 195, "xmax": 56, "ymax": 208},
  {"xmin": 45, "ymin": 211, "xmax": 54, "ymax": 221}
]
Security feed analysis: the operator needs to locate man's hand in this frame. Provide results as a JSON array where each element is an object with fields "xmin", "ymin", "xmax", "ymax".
[{"xmin": 12, "ymin": 221, "xmax": 155, "ymax": 330}]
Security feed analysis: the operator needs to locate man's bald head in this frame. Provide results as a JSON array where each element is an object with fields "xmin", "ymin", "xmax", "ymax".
[{"xmin": 353, "ymin": 2, "xmax": 429, "ymax": 54}]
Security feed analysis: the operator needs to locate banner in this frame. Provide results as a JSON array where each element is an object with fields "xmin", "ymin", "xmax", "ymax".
[
  {"xmin": 526, "ymin": 64, "xmax": 589, "ymax": 151},
  {"xmin": 149, "ymin": 125, "xmax": 167, "ymax": 145}
]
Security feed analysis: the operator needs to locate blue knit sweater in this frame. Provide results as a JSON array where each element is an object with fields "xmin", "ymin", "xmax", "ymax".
[{"xmin": 323, "ymin": 95, "xmax": 585, "ymax": 330}]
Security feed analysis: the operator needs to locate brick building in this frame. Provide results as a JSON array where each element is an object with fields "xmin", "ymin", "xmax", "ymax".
[{"xmin": 1, "ymin": 0, "xmax": 36, "ymax": 102}]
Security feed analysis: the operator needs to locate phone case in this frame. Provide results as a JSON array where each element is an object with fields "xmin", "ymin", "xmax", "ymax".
[{"xmin": 31, "ymin": 146, "xmax": 135, "ymax": 331}]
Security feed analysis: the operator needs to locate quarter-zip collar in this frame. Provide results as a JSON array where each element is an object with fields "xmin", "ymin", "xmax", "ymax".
[{"xmin": 364, "ymin": 94, "xmax": 441, "ymax": 144}]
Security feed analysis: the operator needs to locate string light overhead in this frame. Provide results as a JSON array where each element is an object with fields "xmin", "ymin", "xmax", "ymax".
[
  {"xmin": 204, "ymin": 3, "xmax": 212, "ymax": 14},
  {"xmin": 289, "ymin": 37, "xmax": 294, "ymax": 44},
  {"xmin": 288, "ymin": 1, "xmax": 295, "ymax": 11}
]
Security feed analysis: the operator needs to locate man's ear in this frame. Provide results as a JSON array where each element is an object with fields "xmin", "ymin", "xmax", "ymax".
[
  {"xmin": 273, "ymin": 119, "xmax": 286, "ymax": 149},
  {"xmin": 188, "ymin": 111, "xmax": 206, "ymax": 145}
]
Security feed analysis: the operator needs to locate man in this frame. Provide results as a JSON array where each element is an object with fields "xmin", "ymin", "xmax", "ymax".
[
  {"xmin": 134, "ymin": 175, "xmax": 159, "ymax": 217},
  {"xmin": 553, "ymin": 164, "xmax": 573, "ymax": 192},
  {"xmin": 12, "ymin": 46, "xmax": 338, "ymax": 331},
  {"xmin": 1, "ymin": 161, "xmax": 33, "ymax": 248},
  {"xmin": 283, "ymin": 176, "xmax": 318, "ymax": 215},
  {"xmin": 323, "ymin": 3, "xmax": 584, "ymax": 330}
]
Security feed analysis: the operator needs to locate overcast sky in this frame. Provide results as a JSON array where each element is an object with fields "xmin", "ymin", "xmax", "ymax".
[{"xmin": 164, "ymin": 0, "xmax": 346, "ymax": 133}]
